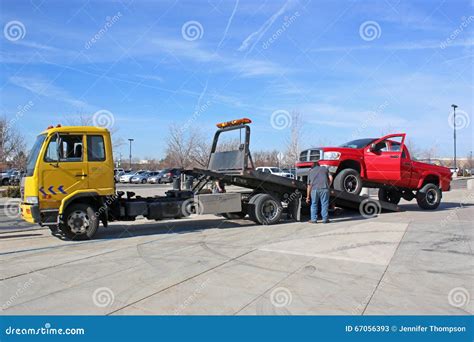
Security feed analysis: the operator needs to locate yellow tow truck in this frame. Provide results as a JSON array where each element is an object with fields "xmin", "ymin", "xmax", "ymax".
[{"xmin": 20, "ymin": 119, "xmax": 399, "ymax": 240}]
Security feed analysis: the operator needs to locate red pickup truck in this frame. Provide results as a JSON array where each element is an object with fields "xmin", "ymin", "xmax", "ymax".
[{"xmin": 296, "ymin": 133, "xmax": 452, "ymax": 209}]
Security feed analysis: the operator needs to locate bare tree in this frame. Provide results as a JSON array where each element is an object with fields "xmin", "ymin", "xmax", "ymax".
[
  {"xmin": 284, "ymin": 111, "xmax": 303, "ymax": 167},
  {"xmin": 252, "ymin": 150, "xmax": 279, "ymax": 167},
  {"xmin": 64, "ymin": 113, "xmax": 125, "ymax": 150},
  {"xmin": 404, "ymin": 138, "xmax": 420, "ymax": 160},
  {"xmin": 0, "ymin": 117, "xmax": 27, "ymax": 169},
  {"xmin": 165, "ymin": 124, "xmax": 203, "ymax": 169}
]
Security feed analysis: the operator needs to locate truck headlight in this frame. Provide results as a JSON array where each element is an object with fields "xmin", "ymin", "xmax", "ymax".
[
  {"xmin": 322, "ymin": 151, "xmax": 341, "ymax": 160},
  {"xmin": 26, "ymin": 196, "xmax": 38, "ymax": 204}
]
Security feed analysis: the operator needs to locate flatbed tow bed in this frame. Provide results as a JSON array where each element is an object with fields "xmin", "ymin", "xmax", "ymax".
[{"xmin": 184, "ymin": 119, "xmax": 400, "ymax": 225}]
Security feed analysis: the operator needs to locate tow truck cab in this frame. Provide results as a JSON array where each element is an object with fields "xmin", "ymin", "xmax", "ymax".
[{"xmin": 21, "ymin": 125, "xmax": 115, "ymax": 226}]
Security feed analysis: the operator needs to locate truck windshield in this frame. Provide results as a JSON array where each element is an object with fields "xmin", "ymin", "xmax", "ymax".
[
  {"xmin": 26, "ymin": 134, "xmax": 47, "ymax": 177},
  {"xmin": 339, "ymin": 138, "xmax": 375, "ymax": 149}
]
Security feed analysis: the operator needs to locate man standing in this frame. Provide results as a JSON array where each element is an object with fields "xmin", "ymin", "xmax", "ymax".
[{"xmin": 306, "ymin": 162, "xmax": 333, "ymax": 223}]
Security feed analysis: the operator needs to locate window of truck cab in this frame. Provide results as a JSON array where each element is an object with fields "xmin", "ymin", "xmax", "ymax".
[
  {"xmin": 86, "ymin": 135, "xmax": 106, "ymax": 162},
  {"xmin": 44, "ymin": 134, "xmax": 84, "ymax": 162}
]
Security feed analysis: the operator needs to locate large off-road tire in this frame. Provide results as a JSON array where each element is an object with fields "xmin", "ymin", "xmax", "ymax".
[
  {"xmin": 378, "ymin": 188, "xmax": 402, "ymax": 205},
  {"xmin": 60, "ymin": 203, "xmax": 99, "ymax": 240},
  {"xmin": 334, "ymin": 168, "xmax": 362, "ymax": 195},
  {"xmin": 416, "ymin": 183, "xmax": 441, "ymax": 210},
  {"xmin": 2, "ymin": 178, "xmax": 9, "ymax": 186},
  {"xmin": 252, "ymin": 193, "xmax": 283, "ymax": 225}
]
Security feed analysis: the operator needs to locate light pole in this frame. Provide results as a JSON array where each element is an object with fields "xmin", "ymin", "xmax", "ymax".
[
  {"xmin": 451, "ymin": 104, "xmax": 458, "ymax": 174},
  {"xmin": 128, "ymin": 138, "xmax": 134, "ymax": 170}
]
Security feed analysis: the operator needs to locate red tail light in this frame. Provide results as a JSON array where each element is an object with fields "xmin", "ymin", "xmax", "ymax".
[{"xmin": 167, "ymin": 173, "xmax": 172, "ymax": 177}]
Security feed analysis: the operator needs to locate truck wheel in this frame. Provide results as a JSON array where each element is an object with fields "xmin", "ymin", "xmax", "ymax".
[
  {"xmin": 416, "ymin": 183, "xmax": 441, "ymax": 210},
  {"xmin": 378, "ymin": 188, "xmax": 401, "ymax": 204},
  {"xmin": 222, "ymin": 212, "xmax": 246, "ymax": 220},
  {"xmin": 2, "ymin": 179, "xmax": 9, "ymax": 186},
  {"xmin": 253, "ymin": 194, "xmax": 283, "ymax": 225},
  {"xmin": 60, "ymin": 203, "xmax": 99, "ymax": 240},
  {"xmin": 334, "ymin": 169, "xmax": 362, "ymax": 195}
]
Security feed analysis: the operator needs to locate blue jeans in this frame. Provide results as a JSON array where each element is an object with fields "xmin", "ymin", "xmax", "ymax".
[{"xmin": 311, "ymin": 188, "xmax": 329, "ymax": 222}]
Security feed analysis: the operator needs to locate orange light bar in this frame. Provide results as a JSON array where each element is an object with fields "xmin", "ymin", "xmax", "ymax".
[{"xmin": 216, "ymin": 118, "xmax": 252, "ymax": 128}]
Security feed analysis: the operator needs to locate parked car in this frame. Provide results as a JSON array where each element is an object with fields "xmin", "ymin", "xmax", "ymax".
[
  {"xmin": 281, "ymin": 168, "xmax": 296, "ymax": 179},
  {"xmin": 156, "ymin": 168, "xmax": 182, "ymax": 184},
  {"xmin": 131, "ymin": 171, "xmax": 159, "ymax": 184},
  {"xmin": 0, "ymin": 169, "xmax": 19, "ymax": 186},
  {"xmin": 114, "ymin": 170, "xmax": 125, "ymax": 183},
  {"xmin": 295, "ymin": 133, "xmax": 452, "ymax": 209},
  {"xmin": 119, "ymin": 170, "xmax": 146, "ymax": 183},
  {"xmin": 144, "ymin": 171, "xmax": 161, "ymax": 183},
  {"xmin": 255, "ymin": 167, "xmax": 293, "ymax": 178},
  {"xmin": 9, "ymin": 170, "xmax": 24, "ymax": 185}
]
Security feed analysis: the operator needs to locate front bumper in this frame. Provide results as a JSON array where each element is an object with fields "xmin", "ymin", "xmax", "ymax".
[{"xmin": 20, "ymin": 203, "xmax": 40, "ymax": 223}]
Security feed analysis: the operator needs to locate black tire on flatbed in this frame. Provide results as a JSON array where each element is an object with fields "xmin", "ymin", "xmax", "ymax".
[{"xmin": 334, "ymin": 168, "xmax": 362, "ymax": 195}]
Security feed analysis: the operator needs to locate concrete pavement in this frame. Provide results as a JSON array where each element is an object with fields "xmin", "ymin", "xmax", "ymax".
[{"xmin": 0, "ymin": 188, "xmax": 472, "ymax": 315}]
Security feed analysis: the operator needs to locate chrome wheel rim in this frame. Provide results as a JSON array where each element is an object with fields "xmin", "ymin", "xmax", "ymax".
[
  {"xmin": 262, "ymin": 200, "xmax": 279, "ymax": 221},
  {"xmin": 426, "ymin": 189, "xmax": 438, "ymax": 205},
  {"xmin": 344, "ymin": 175, "xmax": 358, "ymax": 193},
  {"xmin": 67, "ymin": 210, "xmax": 90, "ymax": 234}
]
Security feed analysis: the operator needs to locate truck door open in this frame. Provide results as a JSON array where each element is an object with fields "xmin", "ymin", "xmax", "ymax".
[{"xmin": 364, "ymin": 134, "xmax": 406, "ymax": 183}]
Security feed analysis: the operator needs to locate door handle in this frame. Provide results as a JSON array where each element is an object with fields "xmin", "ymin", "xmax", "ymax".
[
  {"xmin": 75, "ymin": 174, "xmax": 88, "ymax": 177},
  {"xmin": 390, "ymin": 155, "xmax": 399, "ymax": 159},
  {"xmin": 403, "ymin": 162, "xmax": 411, "ymax": 166}
]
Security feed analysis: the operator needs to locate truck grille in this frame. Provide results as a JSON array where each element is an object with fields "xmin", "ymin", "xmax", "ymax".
[{"xmin": 299, "ymin": 149, "xmax": 322, "ymax": 162}]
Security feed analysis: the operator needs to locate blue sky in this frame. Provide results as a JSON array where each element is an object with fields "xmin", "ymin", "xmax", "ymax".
[{"xmin": 1, "ymin": 0, "xmax": 473, "ymax": 159}]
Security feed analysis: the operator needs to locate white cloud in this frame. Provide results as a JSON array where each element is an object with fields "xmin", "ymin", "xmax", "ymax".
[
  {"xmin": 238, "ymin": 0, "xmax": 296, "ymax": 53},
  {"xmin": 9, "ymin": 76, "xmax": 93, "ymax": 110}
]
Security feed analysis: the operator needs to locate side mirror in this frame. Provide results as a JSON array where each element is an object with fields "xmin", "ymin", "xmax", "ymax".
[{"xmin": 369, "ymin": 143, "xmax": 376, "ymax": 152}]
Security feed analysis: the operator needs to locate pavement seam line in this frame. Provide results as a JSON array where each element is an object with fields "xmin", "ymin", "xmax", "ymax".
[
  {"xmin": 107, "ymin": 248, "xmax": 256, "ymax": 315},
  {"xmin": 361, "ymin": 221, "xmax": 411, "ymax": 315}
]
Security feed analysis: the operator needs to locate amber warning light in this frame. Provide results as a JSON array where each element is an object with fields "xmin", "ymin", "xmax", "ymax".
[{"xmin": 216, "ymin": 118, "xmax": 252, "ymax": 128}]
